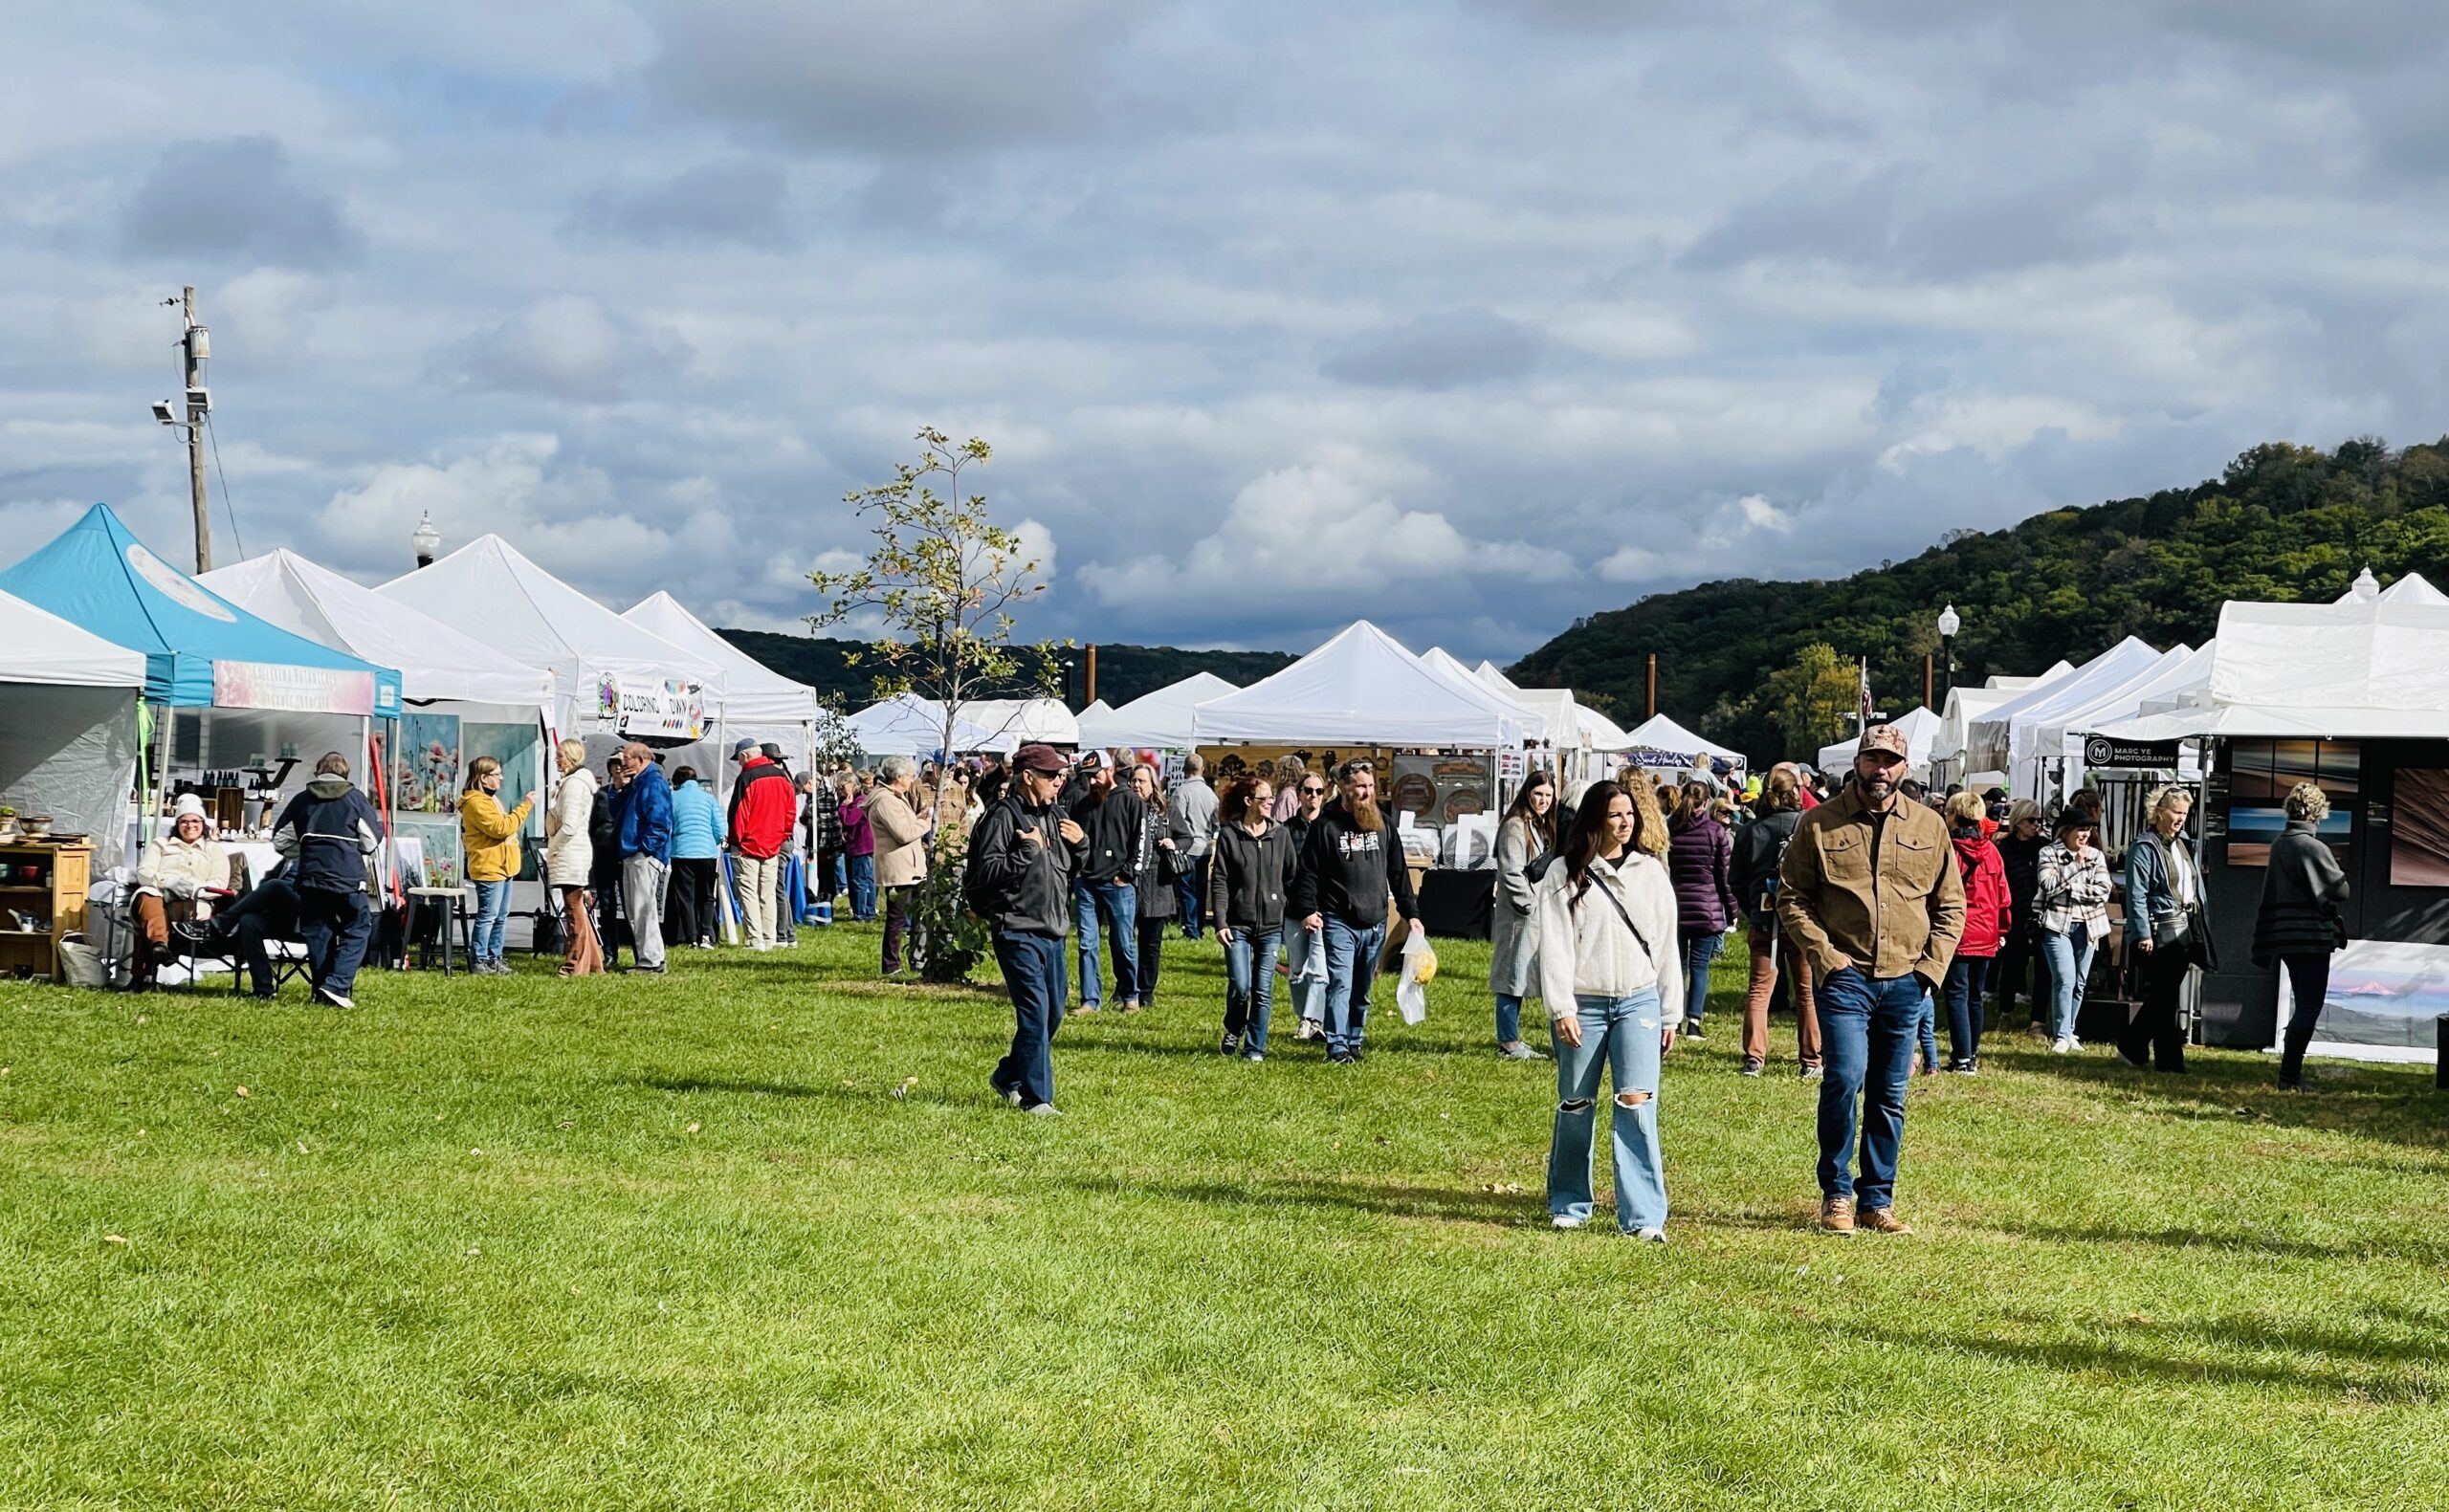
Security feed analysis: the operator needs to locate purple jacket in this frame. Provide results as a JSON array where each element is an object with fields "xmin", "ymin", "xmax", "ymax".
[
  {"xmin": 1666, "ymin": 816, "xmax": 1738, "ymax": 935},
  {"xmin": 841, "ymin": 795, "xmax": 876, "ymax": 858}
]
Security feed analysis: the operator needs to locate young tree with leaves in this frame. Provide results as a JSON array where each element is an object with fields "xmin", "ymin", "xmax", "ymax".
[
  {"xmin": 810, "ymin": 427, "xmax": 1064, "ymax": 979},
  {"xmin": 1763, "ymin": 642, "xmax": 1861, "ymax": 757}
]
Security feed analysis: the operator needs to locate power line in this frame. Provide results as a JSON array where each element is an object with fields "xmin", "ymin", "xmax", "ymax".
[{"xmin": 204, "ymin": 413, "xmax": 246, "ymax": 561}]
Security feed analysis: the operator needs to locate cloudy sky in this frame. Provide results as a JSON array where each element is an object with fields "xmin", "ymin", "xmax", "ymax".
[{"xmin": 5, "ymin": 2, "xmax": 2442, "ymax": 662}]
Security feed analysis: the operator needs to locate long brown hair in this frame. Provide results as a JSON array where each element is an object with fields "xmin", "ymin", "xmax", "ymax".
[
  {"xmin": 1667, "ymin": 779, "xmax": 1714, "ymax": 831},
  {"xmin": 1559, "ymin": 778, "xmax": 1668, "ymax": 886},
  {"xmin": 1503, "ymin": 770, "xmax": 1558, "ymax": 849}
]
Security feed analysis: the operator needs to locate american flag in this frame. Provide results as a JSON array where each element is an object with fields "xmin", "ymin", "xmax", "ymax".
[{"xmin": 1857, "ymin": 656, "xmax": 1874, "ymax": 731}]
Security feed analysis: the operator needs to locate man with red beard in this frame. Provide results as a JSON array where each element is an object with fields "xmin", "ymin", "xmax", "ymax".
[{"xmin": 1292, "ymin": 758, "xmax": 1423, "ymax": 1064}]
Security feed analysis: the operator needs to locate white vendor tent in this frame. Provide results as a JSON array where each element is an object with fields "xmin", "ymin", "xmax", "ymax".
[
  {"xmin": 0, "ymin": 589, "xmax": 147, "ymax": 861},
  {"xmin": 1818, "ymin": 705, "xmax": 1942, "ymax": 776},
  {"xmin": 2099, "ymin": 591, "xmax": 2449, "ymax": 744},
  {"xmin": 1192, "ymin": 621, "xmax": 1526, "ymax": 748},
  {"xmin": 202, "ymin": 549, "xmax": 553, "ymax": 710},
  {"xmin": 1075, "ymin": 673, "xmax": 1237, "ymax": 752},
  {"xmin": 377, "ymin": 536, "xmax": 727, "ymax": 743},
  {"xmin": 624, "ymin": 591, "xmax": 825, "ymax": 768},
  {"xmin": 1624, "ymin": 712, "xmax": 1745, "ymax": 773},
  {"xmin": 2335, "ymin": 567, "xmax": 2447, "ymax": 606},
  {"xmin": 847, "ymin": 693, "xmax": 1017, "ymax": 757},
  {"xmin": 1424, "ymin": 646, "xmax": 1548, "ymax": 743},
  {"xmin": 1966, "ymin": 637, "xmax": 2165, "ymax": 795},
  {"xmin": 1470, "ymin": 667, "xmax": 1633, "ymax": 756},
  {"xmin": 961, "ymin": 698, "xmax": 1080, "ymax": 748}
]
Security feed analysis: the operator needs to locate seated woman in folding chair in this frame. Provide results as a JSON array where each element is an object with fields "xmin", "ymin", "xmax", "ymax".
[{"xmin": 132, "ymin": 793, "xmax": 232, "ymax": 990}]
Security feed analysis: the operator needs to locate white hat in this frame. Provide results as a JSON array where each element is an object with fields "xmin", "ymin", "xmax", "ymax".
[{"xmin": 171, "ymin": 793, "xmax": 210, "ymax": 822}]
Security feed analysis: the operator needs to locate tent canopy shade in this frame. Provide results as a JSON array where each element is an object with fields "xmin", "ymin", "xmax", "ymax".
[
  {"xmin": 622, "ymin": 592, "xmax": 827, "ymax": 764},
  {"xmin": 847, "ymin": 693, "xmax": 1017, "ymax": 756},
  {"xmin": 2100, "ymin": 591, "xmax": 2449, "ymax": 742},
  {"xmin": 1074, "ymin": 673, "xmax": 1237, "ymax": 752},
  {"xmin": 202, "ymin": 549, "xmax": 551, "ymax": 709},
  {"xmin": 1624, "ymin": 712, "xmax": 1744, "ymax": 771},
  {"xmin": 1818, "ymin": 705, "xmax": 1942, "ymax": 774},
  {"xmin": 0, "ymin": 504, "xmax": 402, "ymax": 717},
  {"xmin": 376, "ymin": 536, "xmax": 727, "ymax": 738},
  {"xmin": 1192, "ymin": 622, "xmax": 1526, "ymax": 749},
  {"xmin": 960, "ymin": 698, "xmax": 1081, "ymax": 748},
  {"xmin": 1964, "ymin": 637, "xmax": 2164, "ymax": 777},
  {"xmin": 0, "ymin": 588, "xmax": 148, "ymax": 689}
]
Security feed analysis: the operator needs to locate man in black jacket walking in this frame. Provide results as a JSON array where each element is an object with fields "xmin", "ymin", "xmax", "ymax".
[
  {"xmin": 973, "ymin": 744, "xmax": 1088, "ymax": 1114},
  {"xmin": 270, "ymin": 752, "xmax": 384, "ymax": 1009},
  {"xmin": 1291, "ymin": 759, "xmax": 1422, "ymax": 1064},
  {"xmin": 1064, "ymin": 749, "xmax": 1146, "ymax": 1015}
]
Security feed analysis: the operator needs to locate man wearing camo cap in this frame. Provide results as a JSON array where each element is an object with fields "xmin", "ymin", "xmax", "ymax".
[{"xmin": 1776, "ymin": 722, "xmax": 1965, "ymax": 1237}]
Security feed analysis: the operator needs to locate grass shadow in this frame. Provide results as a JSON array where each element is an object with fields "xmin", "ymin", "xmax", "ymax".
[
  {"xmin": 635, "ymin": 1074, "xmax": 969, "ymax": 1111},
  {"xmin": 1995, "ymin": 1217, "xmax": 2449, "ymax": 1269},
  {"xmin": 1853, "ymin": 1317, "xmax": 2440, "ymax": 1402},
  {"xmin": 1059, "ymin": 1172, "xmax": 1535, "ymax": 1228}
]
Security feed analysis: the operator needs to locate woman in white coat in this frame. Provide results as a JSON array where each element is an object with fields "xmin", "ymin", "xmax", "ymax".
[
  {"xmin": 1536, "ymin": 778, "xmax": 1683, "ymax": 1240},
  {"xmin": 545, "ymin": 738, "xmax": 603, "ymax": 977}
]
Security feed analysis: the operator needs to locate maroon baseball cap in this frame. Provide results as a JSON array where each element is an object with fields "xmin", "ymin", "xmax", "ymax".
[{"xmin": 1014, "ymin": 743, "xmax": 1066, "ymax": 775}]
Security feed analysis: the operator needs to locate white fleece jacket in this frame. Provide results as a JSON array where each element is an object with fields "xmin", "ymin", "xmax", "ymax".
[{"xmin": 1534, "ymin": 850, "xmax": 1686, "ymax": 1026}]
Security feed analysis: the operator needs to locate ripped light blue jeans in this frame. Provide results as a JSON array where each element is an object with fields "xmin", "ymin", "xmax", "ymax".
[{"xmin": 1546, "ymin": 987, "xmax": 1667, "ymax": 1233}]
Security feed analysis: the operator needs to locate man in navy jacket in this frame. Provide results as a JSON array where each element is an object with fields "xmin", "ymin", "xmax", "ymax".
[
  {"xmin": 271, "ymin": 752, "xmax": 384, "ymax": 1008},
  {"xmin": 616, "ymin": 742, "xmax": 675, "ymax": 974}
]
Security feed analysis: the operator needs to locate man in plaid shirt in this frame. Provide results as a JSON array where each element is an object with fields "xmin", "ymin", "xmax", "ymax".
[{"xmin": 803, "ymin": 771, "xmax": 846, "ymax": 919}]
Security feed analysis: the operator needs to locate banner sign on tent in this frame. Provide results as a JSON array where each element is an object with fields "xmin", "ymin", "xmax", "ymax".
[
  {"xmin": 603, "ymin": 674, "xmax": 708, "ymax": 740},
  {"xmin": 212, "ymin": 659, "xmax": 382, "ymax": 717},
  {"xmin": 2083, "ymin": 734, "xmax": 2181, "ymax": 769}
]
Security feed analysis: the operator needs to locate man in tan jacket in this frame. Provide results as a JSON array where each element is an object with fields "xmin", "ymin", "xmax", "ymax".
[
  {"xmin": 1778, "ymin": 724, "xmax": 1965, "ymax": 1237},
  {"xmin": 868, "ymin": 755, "xmax": 931, "ymax": 975}
]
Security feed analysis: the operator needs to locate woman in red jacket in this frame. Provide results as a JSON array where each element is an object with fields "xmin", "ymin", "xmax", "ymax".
[{"xmin": 1943, "ymin": 791, "xmax": 2013, "ymax": 1074}]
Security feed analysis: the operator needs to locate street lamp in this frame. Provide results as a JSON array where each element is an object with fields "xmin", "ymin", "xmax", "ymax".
[
  {"xmin": 1059, "ymin": 655, "xmax": 1075, "ymax": 711},
  {"xmin": 1936, "ymin": 603, "xmax": 1960, "ymax": 706},
  {"xmin": 411, "ymin": 512, "xmax": 440, "ymax": 570}
]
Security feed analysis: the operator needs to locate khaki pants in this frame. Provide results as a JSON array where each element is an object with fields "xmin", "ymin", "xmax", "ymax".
[
  {"xmin": 737, "ymin": 853, "xmax": 779, "ymax": 948},
  {"xmin": 1742, "ymin": 929, "xmax": 1820, "ymax": 1069}
]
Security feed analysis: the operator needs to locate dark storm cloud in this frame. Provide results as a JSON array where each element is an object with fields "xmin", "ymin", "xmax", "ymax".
[{"xmin": 120, "ymin": 137, "xmax": 361, "ymax": 270}]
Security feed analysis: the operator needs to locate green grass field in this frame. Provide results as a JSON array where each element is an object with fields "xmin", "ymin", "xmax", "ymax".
[{"xmin": 4, "ymin": 924, "xmax": 2445, "ymax": 1510}]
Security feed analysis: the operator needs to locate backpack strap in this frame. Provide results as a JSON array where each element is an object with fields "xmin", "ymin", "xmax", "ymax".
[{"xmin": 1572, "ymin": 866, "xmax": 1656, "ymax": 969}]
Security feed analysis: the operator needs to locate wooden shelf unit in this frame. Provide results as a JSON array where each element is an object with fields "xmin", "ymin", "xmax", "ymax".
[{"xmin": 0, "ymin": 842, "xmax": 91, "ymax": 982}]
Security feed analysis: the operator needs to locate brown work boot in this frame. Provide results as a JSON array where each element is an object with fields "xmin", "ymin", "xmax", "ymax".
[
  {"xmin": 1859, "ymin": 1207, "xmax": 1913, "ymax": 1236},
  {"xmin": 1820, "ymin": 1197, "xmax": 1856, "ymax": 1236}
]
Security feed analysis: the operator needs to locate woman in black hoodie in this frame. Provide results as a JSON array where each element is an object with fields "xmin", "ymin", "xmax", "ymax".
[
  {"xmin": 2256, "ymin": 781, "xmax": 2350, "ymax": 1090},
  {"xmin": 1992, "ymin": 800, "xmax": 2047, "ymax": 1033},
  {"xmin": 1213, "ymin": 775, "xmax": 1299, "ymax": 1061}
]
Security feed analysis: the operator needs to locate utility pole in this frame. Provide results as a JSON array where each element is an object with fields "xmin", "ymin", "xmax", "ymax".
[
  {"xmin": 1645, "ymin": 653, "xmax": 1657, "ymax": 721},
  {"xmin": 1085, "ymin": 644, "xmax": 1098, "ymax": 706},
  {"xmin": 180, "ymin": 288, "xmax": 212, "ymax": 573}
]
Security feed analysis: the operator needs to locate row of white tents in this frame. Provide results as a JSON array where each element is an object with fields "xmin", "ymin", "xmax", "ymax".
[{"xmin": 1921, "ymin": 568, "xmax": 2449, "ymax": 801}]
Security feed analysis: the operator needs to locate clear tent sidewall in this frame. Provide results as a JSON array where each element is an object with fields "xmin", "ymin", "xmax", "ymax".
[{"xmin": 0, "ymin": 683, "xmax": 143, "ymax": 866}]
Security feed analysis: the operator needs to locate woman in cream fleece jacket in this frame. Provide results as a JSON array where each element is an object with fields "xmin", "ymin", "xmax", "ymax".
[{"xmin": 1535, "ymin": 777, "xmax": 1683, "ymax": 1239}]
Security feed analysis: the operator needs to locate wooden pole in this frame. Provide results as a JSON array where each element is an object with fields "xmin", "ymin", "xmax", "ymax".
[
  {"xmin": 1645, "ymin": 654, "xmax": 1657, "ymax": 721},
  {"xmin": 1085, "ymin": 644, "xmax": 1097, "ymax": 707},
  {"xmin": 183, "ymin": 288, "xmax": 212, "ymax": 573},
  {"xmin": 1924, "ymin": 653, "xmax": 1933, "ymax": 712}
]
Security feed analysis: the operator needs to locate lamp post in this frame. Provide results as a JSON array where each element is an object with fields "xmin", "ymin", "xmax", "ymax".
[
  {"xmin": 1936, "ymin": 603, "xmax": 1960, "ymax": 707},
  {"xmin": 411, "ymin": 512, "xmax": 441, "ymax": 570},
  {"xmin": 1059, "ymin": 655, "xmax": 1075, "ymax": 712}
]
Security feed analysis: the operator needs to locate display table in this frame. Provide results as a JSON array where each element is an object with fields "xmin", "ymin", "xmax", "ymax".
[
  {"xmin": 406, "ymin": 886, "xmax": 474, "ymax": 976},
  {"xmin": 1416, "ymin": 868, "xmax": 1493, "ymax": 941}
]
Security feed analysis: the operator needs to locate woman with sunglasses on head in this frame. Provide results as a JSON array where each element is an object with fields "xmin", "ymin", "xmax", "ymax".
[
  {"xmin": 1490, "ymin": 770, "xmax": 1559, "ymax": 1061},
  {"xmin": 1284, "ymin": 767, "xmax": 1331, "ymax": 1040},
  {"xmin": 1536, "ymin": 778, "xmax": 1681, "ymax": 1239}
]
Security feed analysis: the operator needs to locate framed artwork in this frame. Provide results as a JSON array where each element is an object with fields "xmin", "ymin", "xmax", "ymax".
[
  {"xmin": 398, "ymin": 712, "xmax": 463, "ymax": 814},
  {"xmin": 2225, "ymin": 738, "xmax": 2356, "ymax": 866},
  {"xmin": 2389, "ymin": 767, "xmax": 2449, "ymax": 887}
]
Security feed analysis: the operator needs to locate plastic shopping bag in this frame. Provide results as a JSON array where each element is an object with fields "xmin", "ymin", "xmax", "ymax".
[{"xmin": 1395, "ymin": 930, "xmax": 1436, "ymax": 1025}]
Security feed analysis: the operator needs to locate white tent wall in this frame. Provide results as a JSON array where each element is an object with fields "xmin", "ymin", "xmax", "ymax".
[
  {"xmin": 1193, "ymin": 622, "xmax": 1525, "ymax": 749},
  {"xmin": 1075, "ymin": 673, "xmax": 1237, "ymax": 752},
  {"xmin": 1817, "ymin": 705, "xmax": 1941, "ymax": 777},
  {"xmin": 0, "ymin": 686, "xmax": 142, "ymax": 866}
]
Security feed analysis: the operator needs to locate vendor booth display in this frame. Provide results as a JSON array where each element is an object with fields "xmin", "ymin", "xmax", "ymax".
[
  {"xmin": 1965, "ymin": 637, "xmax": 2164, "ymax": 800},
  {"xmin": 2088, "ymin": 581, "xmax": 2449, "ymax": 1054},
  {"xmin": 0, "ymin": 588, "xmax": 148, "ymax": 870},
  {"xmin": 1623, "ymin": 713, "xmax": 1745, "ymax": 778},
  {"xmin": 0, "ymin": 505, "xmax": 403, "ymax": 868}
]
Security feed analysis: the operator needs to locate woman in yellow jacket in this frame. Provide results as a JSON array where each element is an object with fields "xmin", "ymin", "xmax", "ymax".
[{"xmin": 460, "ymin": 756, "xmax": 534, "ymax": 975}]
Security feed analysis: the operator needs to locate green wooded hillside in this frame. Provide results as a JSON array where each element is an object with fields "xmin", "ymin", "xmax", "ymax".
[
  {"xmin": 1511, "ymin": 437, "xmax": 2449, "ymax": 764},
  {"xmin": 717, "ymin": 629, "xmax": 1297, "ymax": 712}
]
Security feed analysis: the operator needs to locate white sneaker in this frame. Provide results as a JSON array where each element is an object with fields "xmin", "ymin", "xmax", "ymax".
[
  {"xmin": 1633, "ymin": 1226, "xmax": 1666, "ymax": 1244},
  {"xmin": 1551, "ymin": 1214, "xmax": 1586, "ymax": 1230},
  {"xmin": 2051, "ymin": 1035, "xmax": 2077, "ymax": 1054}
]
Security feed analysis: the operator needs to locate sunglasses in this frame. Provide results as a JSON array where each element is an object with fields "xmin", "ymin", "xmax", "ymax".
[
  {"xmin": 1299, "ymin": 784, "xmax": 1326, "ymax": 796},
  {"xmin": 1340, "ymin": 761, "xmax": 1374, "ymax": 776}
]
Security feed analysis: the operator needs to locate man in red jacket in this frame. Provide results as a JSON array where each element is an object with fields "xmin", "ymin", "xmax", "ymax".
[{"xmin": 728, "ymin": 738, "xmax": 798, "ymax": 951}]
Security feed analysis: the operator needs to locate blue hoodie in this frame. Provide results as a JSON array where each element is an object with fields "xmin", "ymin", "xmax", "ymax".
[
  {"xmin": 669, "ymin": 779, "xmax": 725, "ymax": 860},
  {"xmin": 618, "ymin": 760, "xmax": 675, "ymax": 864}
]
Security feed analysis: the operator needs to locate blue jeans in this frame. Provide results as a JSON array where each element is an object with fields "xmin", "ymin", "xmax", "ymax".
[
  {"xmin": 298, "ymin": 887, "xmax": 372, "ymax": 999},
  {"xmin": 828, "ymin": 851, "xmax": 848, "ymax": 903},
  {"xmin": 1321, "ymin": 915, "xmax": 1387, "ymax": 1056},
  {"xmin": 1916, "ymin": 989, "xmax": 1937, "ymax": 1073},
  {"xmin": 1495, "ymin": 994, "xmax": 1524, "ymax": 1045},
  {"xmin": 1945, "ymin": 954, "xmax": 1992, "ymax": 1064},
  {"xmin": 991, "ymin": 931, "xmax": 1068, "ymax": 1109},
  {"xmin": 1072, "ymin": 878, "xmax": 1140, "ymax": 1006},
  {"xmin": 1548, "ymin": 989, "xmax": 1667, "ymax": 1233},
  {"xmin": 470, "ymin": 879, "xmax": 512, "ymax": 965},
  {"xmin": 1815, "ymin": 968, "xmax": 1921, "ymax": 1211},
  {"xmin": 1223, "ymin": 929, "xmax": 1282, "ymax": 1051},
  {"xmin": 848, "ymin": 854, "xmax": 877, "ymax": 921},
  {"xmin": 1175, "ymin": 860, "xmax": 1208, "ymax": 938},
  {"xmin": 1287, "ymin": 925, "xmax": 1324, "ymax": 1022},
  {"xmin": 2041, "ymin": 924, "xmax": 2099, "ymax": 1041},
  {"xmin": 1679, "ymin": 930, "xmax": 1725, "ymax": 1028}
]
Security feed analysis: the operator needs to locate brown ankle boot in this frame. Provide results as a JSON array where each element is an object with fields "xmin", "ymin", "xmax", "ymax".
[
  {"xmin": 1820, "ymin": 1197, "xmax": 1855, "ymax": 1235},
  {"xmin": 1859, "ymin": 1207, "xmax": 1913, "ymax": 1236}
]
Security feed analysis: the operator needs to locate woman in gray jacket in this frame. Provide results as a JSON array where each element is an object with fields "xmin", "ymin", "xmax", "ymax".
[
  {"xmin": 2254, "ymin": 782, "xmax": 2350, "ymax": 1090},
  {"xmin": 1490, "ymin": 772, "xmax": 1558, "ymax": 1061},
  {"xmin": 2120, "ymin": 785, "xmax": 2208, "ymax": 1074}
]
